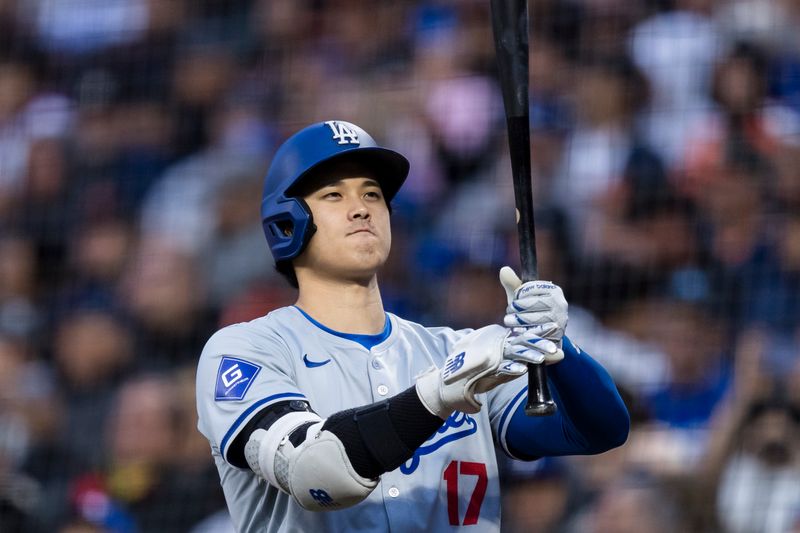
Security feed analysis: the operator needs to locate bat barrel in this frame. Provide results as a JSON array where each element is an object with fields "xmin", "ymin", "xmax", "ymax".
[{"xmin": 505, "ymin": 116, "xmax": 538, "ymax": 281}]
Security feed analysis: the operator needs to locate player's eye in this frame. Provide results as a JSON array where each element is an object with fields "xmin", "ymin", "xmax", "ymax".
[
  {"xmin": 321, "ymin": 191, "xmax": 341, "ymax": 199},
  {"xmin": 364, "ymin": 190, "xmax": 382, "ymax": 200}
]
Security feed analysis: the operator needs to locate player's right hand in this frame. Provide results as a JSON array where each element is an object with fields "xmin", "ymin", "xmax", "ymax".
[{"xmin": 415, "ymin": 324, "xmax": 558, "ymax": 419}]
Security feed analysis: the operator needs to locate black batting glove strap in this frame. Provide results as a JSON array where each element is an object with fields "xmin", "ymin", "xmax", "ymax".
[
  {"xmin": 288, "ymin": 422, "xmax": 315, "ymax": 447},
  {"xmin": 322, "ymin": 386, "xmax": 445, "ymax": 479}
]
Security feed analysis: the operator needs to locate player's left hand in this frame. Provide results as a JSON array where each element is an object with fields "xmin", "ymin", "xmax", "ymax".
[
  {"xmin": 499, "ymin": 266, "xmax": 568, "ymax": 360},
  {"xmin": 473, "ymin": 328, "xmax": 562, "ymax": 392},
  {"xmin": 416, "ymin": 325, "xmax": 560, "ymax": 418}
]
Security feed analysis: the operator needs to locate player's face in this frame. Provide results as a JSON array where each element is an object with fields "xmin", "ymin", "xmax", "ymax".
[{"xmin": 297, "ymin": 176, "xmax": 391, "ymax": 283}]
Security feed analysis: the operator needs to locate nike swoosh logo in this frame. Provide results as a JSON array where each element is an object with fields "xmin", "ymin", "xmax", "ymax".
[{"xmin": 303, "ymin": 354, "xmax": 331, "ymax": 368}]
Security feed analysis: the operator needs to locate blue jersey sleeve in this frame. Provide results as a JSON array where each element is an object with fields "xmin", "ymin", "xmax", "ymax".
[{"xmin": 504, "ymin": 335, "xmax": 630, "ymax": 459}]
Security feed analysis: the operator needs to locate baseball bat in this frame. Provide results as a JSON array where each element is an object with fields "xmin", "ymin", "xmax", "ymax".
[{"xmin": 490, "ymin": 0, "xmax": 556, "ymax": 416}]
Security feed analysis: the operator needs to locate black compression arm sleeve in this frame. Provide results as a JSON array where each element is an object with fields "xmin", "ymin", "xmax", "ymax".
[{"xmin": 321, "ymin": 386, "xmax": 445, "ymax": 479}]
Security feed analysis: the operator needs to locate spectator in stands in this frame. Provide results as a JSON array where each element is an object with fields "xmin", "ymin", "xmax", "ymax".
[
  {"xmin": 681, "ymin": 41, "xmax": 800, "ymax": 201},
  {"xmin": 635, "ymin": 297, "xmax": 731, "ymax": 469},
  {"xmin": 692, "ymin": 328, "xmax": 800, "ymax": 533},
  {"xmin": 0, "ymin": 333, "xmax": 49, "ymax": 531},
  {"xmin": 716, "ymin": 393, "xmax": 800, "ymax": 533},
  {"xmin": 52, "ymin": 308, "xmax": 133, "ymax": 467},
  {"xmin": 500, "ymin": 458, "xmax": 572, "ymax": 533},
  {"xmin": 743, "ymin": 208, "xmax": 800, "ymax": 337},
  {"xmin": 0, "ymin": 234, "xmax": 40, "ymax": 339},
  {"xmin": 99, "ymin": 373, "xmax": 223, "ymax": 532},
  {"xmin": 201, "ymin": 168, "xmax": 274, "ymax": 307},
  {"xmin": 695, "ymin": 153, "xmax": 787, "ymax": 330},
  {"xmin": 629, "ymin": 0, "xmax": 720, "ymax": 165},
  {"xmin": 63, "ymin": 372, "xmax": 225, "ymax": 532},
  {"xmin": 69, "ymin": 218, "xmax": 132, "ymax": 284},
  {"xmin": 550, "ymin": 55, "xmax": 682, "ymax": 316},
  {"xmin": 576, "ymin": 475, "xmax": 685, "ymax": 533},
  {"xmin": 0, "ymin": 332, "xmax": 84, "ymax": 531},
  {"xmin": 119, "ymin": 238, "xmax": 217, "ymax": 368}
]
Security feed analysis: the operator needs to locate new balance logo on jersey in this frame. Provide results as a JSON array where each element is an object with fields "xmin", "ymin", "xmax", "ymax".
[
  {"xmin": 215, "ymin": 357, "xmax": 261, "ymax": 401},
  {"xmin": 325, "ymin": 121, "xmax": 360, "ymax": 145},
  {"xmin": 442, "ymin": 352, "xmax": 466, "ymax": 379},
  {"xmin": 309, "ymin": 489, "xmax": 338, "ymax": 508}
]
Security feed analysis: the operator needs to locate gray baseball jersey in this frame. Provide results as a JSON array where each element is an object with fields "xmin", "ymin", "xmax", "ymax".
[{"xmin": 196, "ymin": 306, "xmax": 529, "ymax": 533}]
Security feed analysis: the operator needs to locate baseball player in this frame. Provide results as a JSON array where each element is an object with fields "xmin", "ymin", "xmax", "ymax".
[{"xmin": 196, "ymin": 121, "xmax": 629, "ymax": 532}]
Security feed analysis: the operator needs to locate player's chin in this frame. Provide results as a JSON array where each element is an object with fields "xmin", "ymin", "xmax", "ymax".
[
  {"xmin": 349, "ymin": 238, "xmax": 389, "ymax": 258},
  {"xmin": 358, "ymin": 251, "xmax": 389, "ymax": 270},
  {"xmin": 344, "ymin": 247, "xmax": 389, "ymax": 273}
]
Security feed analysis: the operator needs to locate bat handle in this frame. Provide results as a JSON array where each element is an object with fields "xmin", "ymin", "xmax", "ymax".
[{"xmin": 524, "ymin": 363, "xmax": 556, "ymax": 416}]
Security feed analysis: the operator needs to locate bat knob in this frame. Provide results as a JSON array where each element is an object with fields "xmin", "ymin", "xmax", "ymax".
[
  {"xmin": 524, "ymin": 399, "xmax": 557, "ymax": 417},
  {"xmin": 524, "ymin": 363, "xmax": 557, "ymax": 417}
]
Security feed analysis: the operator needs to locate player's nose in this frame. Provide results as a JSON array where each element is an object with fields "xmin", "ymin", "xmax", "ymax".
[
  {"xmin": 348, "ymin": 198, "xmax": 371, "ymax": 220},
  {"xmin": 351, "ymin": 206, "xmax": 370, "ymax": 220}
]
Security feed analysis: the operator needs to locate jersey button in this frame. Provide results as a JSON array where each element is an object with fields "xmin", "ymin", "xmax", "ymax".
[
  {"xmin": 371, "ymin": 360, "xmax": 381, "ymax": 370},
  {"xmin": 388, "ymin": 486, "xmax": 400, "ymax": 498},
  {"xmin": 377, "ymin": 385, "xmax": 389, "ymax": 396}
]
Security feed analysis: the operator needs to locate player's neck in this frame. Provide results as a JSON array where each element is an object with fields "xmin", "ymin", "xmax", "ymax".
[{"xmin": 294, "ymin": 275, "xmax": 386, "ymax": 335}]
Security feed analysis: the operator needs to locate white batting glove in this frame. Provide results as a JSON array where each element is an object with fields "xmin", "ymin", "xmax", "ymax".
[
  {"xmin": 499, "ymin": 266, "xmax": 567, "ymax": 364},
  {"xmin": 415, "ymin": 324, "xmax": 559, "ymax": 419}
]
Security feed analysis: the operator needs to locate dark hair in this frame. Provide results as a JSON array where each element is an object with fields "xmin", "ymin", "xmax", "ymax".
[
  {"xmin": 275, "ymin": 260, "xmax": 299, "ymax": 289},
  {"xmin": 710, "ymin": 40, "xmax": 769, "ymax": 110},
  {"xmin": 745, "ymin": 392, "xmax": 800, "ymax": 426},
  {"xmin": 579, "ymin": 53, "xmax": 651, "ymax": 116},
  {"xmin": 286, "ymin": 158, "xmax": 381, "ymax": 197}
]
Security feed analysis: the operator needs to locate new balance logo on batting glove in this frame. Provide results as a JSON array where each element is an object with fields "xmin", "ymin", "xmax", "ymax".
[
  {"xmin": 499, "ymin": 266, "xmax": 568, "ymax": 350},
  {"xmin": 415, "ymin": 325, "xmax": 561, "ymax": 420}
]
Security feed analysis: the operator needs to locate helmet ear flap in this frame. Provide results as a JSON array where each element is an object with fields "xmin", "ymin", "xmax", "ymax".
[
  {"xmin": 261, "ymin": 197, "xmax": 316, "ymax": 261},
  {"xmin": 266, "ymin": 219, "xmax": 293, "ymax": 239},
  {"xmin": 296, "ymin": 198, "xmax": 317, "ymax": 249}
]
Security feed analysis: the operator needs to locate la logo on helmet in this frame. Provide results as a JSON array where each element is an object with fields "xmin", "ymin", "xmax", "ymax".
[{"xmin": 325, "ymin": 121, "xmax": 360, "ymax": 145}]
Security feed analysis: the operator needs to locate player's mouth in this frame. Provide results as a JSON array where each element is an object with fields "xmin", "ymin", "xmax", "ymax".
[{"xmin": 347, "ymin": 227, "xmax": 375, "ymax": 236}]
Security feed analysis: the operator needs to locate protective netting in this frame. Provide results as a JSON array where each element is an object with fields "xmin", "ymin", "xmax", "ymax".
[{"xmin": 0, "ymin": 1, "xmax": 799, "ymax": 532}]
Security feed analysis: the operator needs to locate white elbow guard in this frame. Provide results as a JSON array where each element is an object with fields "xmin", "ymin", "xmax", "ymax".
[{"xmin": 244, "ymin": 412, "xmax": 378, "ymax": 511}]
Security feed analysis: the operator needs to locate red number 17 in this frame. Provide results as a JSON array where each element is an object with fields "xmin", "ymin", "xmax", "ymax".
[{"xmin": 443, "ymin": 460, "xmax": 488, "ymax": 526}]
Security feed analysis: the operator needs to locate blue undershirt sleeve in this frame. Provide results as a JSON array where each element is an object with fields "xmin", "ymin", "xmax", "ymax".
[{"xmin": 505, "ymin": 335, "xmax": 630, "ymax": 460}]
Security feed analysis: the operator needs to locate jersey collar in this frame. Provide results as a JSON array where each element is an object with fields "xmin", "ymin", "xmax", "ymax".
[{"xmin": 293, "ymin": 305, "xmax": 392, "ymax": 350}]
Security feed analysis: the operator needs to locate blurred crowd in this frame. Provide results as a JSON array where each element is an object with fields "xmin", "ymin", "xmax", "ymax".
[{"xmin": 1, "ymin": 0, "xmax": 799, "ymax": 531}]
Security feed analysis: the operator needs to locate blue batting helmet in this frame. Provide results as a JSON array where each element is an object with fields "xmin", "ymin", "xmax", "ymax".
[{"xmin": 261, "ymin": 120, "xmax": 410, "ymax": 262}]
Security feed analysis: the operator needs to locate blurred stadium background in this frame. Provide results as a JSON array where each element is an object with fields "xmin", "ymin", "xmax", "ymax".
[{"xmin": 1, "ymin": 0, "xmax": 800, "ymax": 531}]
